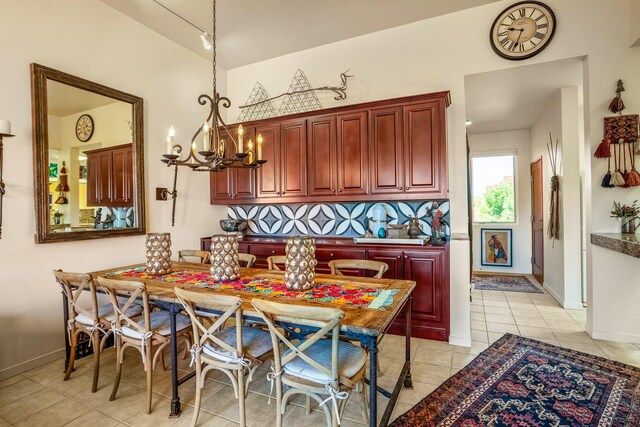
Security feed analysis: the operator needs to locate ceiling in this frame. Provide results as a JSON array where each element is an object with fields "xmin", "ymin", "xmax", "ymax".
[
  {"xmin": 99, "ymin": 0, "xmax": 500, "ymax": 69},
  {"xmin": 48, "ymin": 80, "xmax": 119, "ymax": 117},
  {"xmin": 465, "ymin": 58, "xmax": 584, "ymax": 135}
]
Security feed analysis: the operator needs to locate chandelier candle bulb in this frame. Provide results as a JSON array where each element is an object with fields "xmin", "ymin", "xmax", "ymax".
[
  {"xmin": 257, "ymin": 134, "xmax": 263, "ymax": 161},
  {"xmin": 0, "ymin": 120, "xmax": 10, "ymax": 135},
  {"xmin": 166, "ymin": 126, "xmax": 175, "ymax": 154},
  {"xmin": 247, "ymin": 140, "xmax": 253, "ymax": 163},
  {"xmin": 203, "ymin": 122, "xmax": 210, "ymax": 151},
  {"xmin": 238, "ymin": 125, "xmax": 244, "ymax": 153}
]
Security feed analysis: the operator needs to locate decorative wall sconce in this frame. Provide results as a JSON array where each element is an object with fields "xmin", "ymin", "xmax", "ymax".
[{"xmin": 0, "ymin": 119, "xmax": 15, "ymax": 239}]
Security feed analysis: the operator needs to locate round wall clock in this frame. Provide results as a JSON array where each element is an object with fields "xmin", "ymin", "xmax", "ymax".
[
  {"xmin": 75, "ymin": 114, "xmax": 94, "ymax": 142},
  {"xmin": 490, "ymin": 1, "xmax": 556, "ymax": 60}
]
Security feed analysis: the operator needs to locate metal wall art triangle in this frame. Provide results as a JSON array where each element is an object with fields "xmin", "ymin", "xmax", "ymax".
[
  {"xmin": 237, "ymin": 70, "xmax": 352, "ymax": 122},
  {"xmin": 237, "ymin": 82, "xmax": 277, "ymax": 122}
]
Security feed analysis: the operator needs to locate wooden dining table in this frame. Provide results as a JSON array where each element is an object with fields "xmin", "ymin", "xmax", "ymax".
[{"xmin": 86, "ymin": 262, "xmax": 415, "ymax": 427}]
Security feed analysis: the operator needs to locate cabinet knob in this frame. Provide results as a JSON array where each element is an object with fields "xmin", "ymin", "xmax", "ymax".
[
  {"xmin": 282, "ymin": 191, "xmax": 286, "ymax": 195},
  {"xmin": 398, "ymin": 186, "xmax": 402, "ymax": 191},
  {"xmin": 404, "ymin": 255, "xmax": 408, "ymax": 259},
  {"xmin": 277, "ymin": 192, "xmax": 281, "ymax": 195},
  {"xmin": 405, "ymin": 186, "xmax": 410, "ymax": 191},
  {"xmin": 271, "ymin": 250, "xmax": 276, "ymax": 254},
  {"xmin": 338, "ymin": 189, "xmax": 342, "ymax": 193},
  {"xmin": 330, "ymin": 253, "xmax": 334, "ymax": 257},
  {"xmin": 397, "ymin": 255, "xmax": 401, "ymax": 259}
]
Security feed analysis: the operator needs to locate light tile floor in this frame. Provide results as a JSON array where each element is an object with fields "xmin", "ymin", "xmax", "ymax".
[{"xmin": 2, "ymin": 276, "xmax": 640, "ymax": 426}]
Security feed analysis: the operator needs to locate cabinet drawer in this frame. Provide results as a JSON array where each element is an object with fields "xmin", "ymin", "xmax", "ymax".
[
  {"xmin": 315, "ymin": 248, "xmax": 366, "ymax": 274},
  {"xmin": 250, "ymin": 244, "xmax": 286, "ymax": 257}
]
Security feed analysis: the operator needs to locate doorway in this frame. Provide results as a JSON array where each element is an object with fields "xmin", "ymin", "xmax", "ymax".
[{"xmin": 530, "ymin": 158, "xmax": 544, "ymax": 283}]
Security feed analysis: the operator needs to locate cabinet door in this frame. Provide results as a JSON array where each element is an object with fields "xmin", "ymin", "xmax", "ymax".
[
  {"xmin": 401, "ymin": 249, "xmax": 449, "ymax": 340},
  {"xmin": 403, "ymin": 100, "xmax": 447, "ymax": 196},
  {"xmin": 232, "ymin": 126, "xmax": 256, "ymax": 200},
  {"xmin": 209, "ymin": 126, "xmax": 234, "ymax": 203},
  {"xmin": 337, "ymin": 112, "xmax": 368, "ymax": 195},
  {"xmin": 112, "ymin": 146, "xmax": 132, "ymax": 206},
  {"xmin": 307, "ymin": 115, "xmax": 337, "ymax": 197},
  {"xmin": 280, "ymin": 119, "xmax": 307, "ymax": 198},
  {"xmin": 369, "ymin": 107, "xmax": 403, "ymax": 194},
  {"xmin": 256, "ymin": 123, "xmax": 281, "ymax": 198},
  {"xmin": 86, "ymin": 153, "xmax": 101, "ymax": 206},
  {"xmin": 366, "ymin": 249, "xmax": 403, "ymax": 279}
]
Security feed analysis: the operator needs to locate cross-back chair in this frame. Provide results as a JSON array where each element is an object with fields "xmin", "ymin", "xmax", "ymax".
[
  {"xmin": 178, "ymin": 249, "xmax": 211, "ymax": 264},
  {"xmin": 97, "ymin": 277, "xmax": 191, "ymax": 414},
  {"xmin": 54, "ymin": 269, "xmax": 140, "ymax": 393},
  {"xmin": 238, "ymin": 253, "xmax": 256, "ymax": 268},
  {"xmin": 266, "ymin": 255, "xmax": 287, "ymax": 271},
  {"xmin": 328, "ymin": 260, "xmax": 388, "ymax": 279},
  {"xmin": 174, "ymin": 288, "xmax": 273, "ymax": 427},
  {"xmin": 251, "ymin": 299, "xmax": 368, "ymax": 427}
]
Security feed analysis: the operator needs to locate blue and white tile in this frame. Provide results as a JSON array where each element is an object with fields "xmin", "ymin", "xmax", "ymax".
[
  {"xmin": 282, "ymin": 205, "xmax": 309, "ymax": 234},
  {"xmin": 308, "ymin": 204, "xmax": 336, "ymax": 235},
  {"xmin": 335, "ymin": 203, "xmax": 366, "ymax": 236}
]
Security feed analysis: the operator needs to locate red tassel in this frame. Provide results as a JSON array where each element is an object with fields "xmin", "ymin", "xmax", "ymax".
[
  {"xmin": 609, "ymin": 96, "xmax": 625, "ymax": 114},
  {"xmin": 622, "ymin": 142, "xmax": 630, "ymax": 187},
  {"xmin": 594, "ymin": 139, "xmax": 611, "ymax": 158},
  {"xmin": 626, "ymin": 170, "xmax": 640, "ymax": 186}
]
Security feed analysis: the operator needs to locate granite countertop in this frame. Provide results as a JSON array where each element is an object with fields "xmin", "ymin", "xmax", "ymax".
[
  {"xmin": 236, "ymin": 235, "xmax": 449, "ymax": 247},
  {"xmin": 591, "ymin": 233, "xmax": 640, "ymax": 259}
]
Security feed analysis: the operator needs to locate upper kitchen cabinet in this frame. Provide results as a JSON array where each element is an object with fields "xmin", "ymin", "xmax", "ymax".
[
  {"xmin": 210, "ymin": 125, "xmax": 256, "ymax": 203},
  {"xmin": 209, "ymin": 91, "xmax": 449, "ymax": 204},
  {"xmin": 256, "ymin": 118, "xmax": 307, "ymax": 200},
  {"xmin": 369, "ymin": 95, "xmax": 449, "ymax": 198},
  {"xmin": 307, "ymin": 112, "xmax": 368, "ymax": 199},
  {"xmin": 85, "ymin": 144, "xmax": 133, "ymax": 208}
]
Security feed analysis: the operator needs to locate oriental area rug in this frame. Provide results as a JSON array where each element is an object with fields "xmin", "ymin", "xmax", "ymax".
[
  {"xmin": 472, "ymin": 273, "xmax": 543, "ymax": 293},
  {"xmin": 391, "ymin": 334, "xmax": 640, "ymax": 427}
]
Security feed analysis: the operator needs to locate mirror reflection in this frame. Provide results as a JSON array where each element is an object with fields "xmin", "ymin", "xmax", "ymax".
[
  {"xmin": 31, "ymin": 64, "xmax": 145, "ymax": 243},
  {"xmin": 48, "ymin": 81, "xmax": 134, "ymax": 233}
]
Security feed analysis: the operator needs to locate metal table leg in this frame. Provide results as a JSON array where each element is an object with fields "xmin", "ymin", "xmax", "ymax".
[
  {"xmin": 368, "ymin": 336, "xmax": 378, "ymax": 426},
  {"xmin": 62, "ymin": 288, "xmax": 71, "ymax": 372},
  {"xmin": 404, "ymin": 296, "xmax": 413, "ymax": 388},
  {"xmin": 169, "ymin": 303, "xmax": 181, "ymax": 417}
]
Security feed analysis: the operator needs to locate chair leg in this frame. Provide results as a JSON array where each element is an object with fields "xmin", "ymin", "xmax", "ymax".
[
  {"xmin": 64, "ymin": 329, "xmax": 77, "ymax": 381},
  {"xmin": 110, "ymin": 338, "xmax": 123, "ymax": 401},
  {"xmin": 191, "ymin": 362, "xmax": 203, "ymax": 427},
  {"xmin": 360, "ymin": 379, "xmax": 370, "ymax": 425},
  {"xmin": 238, "ymin": 369, "xmax": 246, "ymax": 427},
  {"xmin": 275, "ymin": 377, "xmax": 283, "ymax": 427},
  {"xmin": 91, "ymin": 330, "xmax": 101, "ymax": 393},
  {"xmin": 146, "ymin": 345, "xmax": 153, "ymax": 414},
  {"xmin": 305, "ymin": 395, "xmax": 311, "ymax": 415}
]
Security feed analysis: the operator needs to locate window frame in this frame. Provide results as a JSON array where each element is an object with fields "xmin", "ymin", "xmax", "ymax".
[{"xmin": 470, "ymin": 150, "xmax": 518, "ymax": 225}]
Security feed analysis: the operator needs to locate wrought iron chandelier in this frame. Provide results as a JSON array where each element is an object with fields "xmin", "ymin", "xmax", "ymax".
[{"xmin": 161, "ymin": 0, "xmax": 266, "ymax": 172}]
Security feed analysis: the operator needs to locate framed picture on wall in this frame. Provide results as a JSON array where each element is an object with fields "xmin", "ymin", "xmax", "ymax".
[
  {"xmin": 480, "ymin": 228, "xmax": 512, "ymax": 267},
  {"xmin": 49, "ymin": 163, "xmax": 58, "ymax": 178}
]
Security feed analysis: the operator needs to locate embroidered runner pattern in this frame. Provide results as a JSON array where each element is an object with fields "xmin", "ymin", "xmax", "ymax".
[{"xmin": 105, "ymin": 267, "xmax": 397, "ymax": 308}]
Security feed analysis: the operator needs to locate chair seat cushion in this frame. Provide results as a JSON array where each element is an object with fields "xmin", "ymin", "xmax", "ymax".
[
  {"xmin": 76, "ymin": 303, "xmax": 143, "ymax": 325},
  {"xmin": 283, "ymin": 339, "xmax": 366, "ymax": 384},
  {"xmin": 202, "ymin": 326, "xmax": 272, "ymax": 362},
  {"xmin": 122, "ymin": 311, "xmax": 191, "ymax": 339}
]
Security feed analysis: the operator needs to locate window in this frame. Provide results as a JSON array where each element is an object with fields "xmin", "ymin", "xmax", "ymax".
[{"xmin": 471, "ymin": 154, "xmax": 516, "ymax": 223}]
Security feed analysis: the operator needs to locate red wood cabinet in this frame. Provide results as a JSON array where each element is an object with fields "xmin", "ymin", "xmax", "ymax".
[
  {"xmin": 210, "ymin": 125, "xmax": 256, "ymax": 203},
  {"xmin": 85, "ymin": 144, "xmax": 133, "ymax": 207},
  {"xmin": 209, "ymin": 91, "xmax": 450, "ymax": 204},
  {"xmin": 199, "ymin": 236, "xmax": 450, "ymax": 341}
]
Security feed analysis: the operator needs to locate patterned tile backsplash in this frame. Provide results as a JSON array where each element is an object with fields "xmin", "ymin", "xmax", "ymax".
[{"xmin": 227, "ymin": 200, "xmax": 450, "ymax": 238}]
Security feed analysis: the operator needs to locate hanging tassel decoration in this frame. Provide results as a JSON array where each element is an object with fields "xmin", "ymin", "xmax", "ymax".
[
  {"xmin": 626, "ymin": 141, "xmax": 640, "ymax": 186},
  {"xmin": 594, "ymin": 138, "xmax": 611, "ymax": 158},
  {"xmin": 608, "ymin": 79, "xmax": 626, "ymax": 114},
  {"xmin": 601, "ymin": 155, "xmax": 613, "ymax": 187},
  {"xmin": 622, "ymin": 142, "xmax": 630, "ymax": 187},
  {"xmin": 610, "ymin": 143, "xmax": 626, "ymax": 186}
]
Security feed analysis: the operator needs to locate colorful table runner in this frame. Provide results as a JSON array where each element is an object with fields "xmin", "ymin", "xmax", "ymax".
[{"xmin": 105, "ymin": 267, "xmax": 397, "ymax": 309}]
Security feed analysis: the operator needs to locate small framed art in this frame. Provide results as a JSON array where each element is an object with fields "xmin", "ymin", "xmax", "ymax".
[
  {"xmin": 480, "ymin": 228, "xmax": 512, "ymax": 267},
  {"xmin": 49, "ymin": 163, "xmax": 58, "ymax": 178}
]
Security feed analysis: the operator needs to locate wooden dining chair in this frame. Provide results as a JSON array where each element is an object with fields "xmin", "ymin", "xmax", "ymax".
[
  {"xmin": 97, "ymin": 277, "xmax": 192, "ymax": 414},
  {"xmin": 252, "ymin": 299, "xmax": 368, "ymax": 427},
  {"xmin": 53, "ymin": 269, "xmax": 142, "ymax": 393},
  {"xmin": 175, "ymin": 287, "xmax": 273, "ymax": 427},
  {"xmin": 267, "ymin": 255, "xmax": 286, "ymax": 271},
  {"xmin": 238, "ymin": 253, "xmax": 256, "ymax": 268},
  {"xmin": 178, "ymin": 249, "xmax": 211, "ymax": 264},
  {"xmin": 328, "ymin": 260, "xmax": 389, "ymax": 278}
]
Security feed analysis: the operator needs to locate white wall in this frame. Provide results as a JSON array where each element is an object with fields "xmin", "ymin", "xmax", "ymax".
[
  {"xmin": 0, "ymin": 0, "xmax": 228, "ymax": 379},
  {"xmin": 469, "ymin": 130, "xmax": 532, "ymax": 274},
  {"xmin": 225, "ymin": 0, "xmax": 640, "ymax": 344}
]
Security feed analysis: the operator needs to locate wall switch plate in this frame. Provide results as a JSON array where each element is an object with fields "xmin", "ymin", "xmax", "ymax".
[{"xmin": 156, "ymin": 187, "xmax": 168, "ymax": 201}]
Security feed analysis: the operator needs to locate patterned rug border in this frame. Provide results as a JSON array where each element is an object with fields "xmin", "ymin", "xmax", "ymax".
[
  {"xmin": 472, "ymin": 273, "xmax": 543, "ymax": 293},
  {"xmin": 390, "ymin": 333, "xmax": 640, "ymax": 426}
]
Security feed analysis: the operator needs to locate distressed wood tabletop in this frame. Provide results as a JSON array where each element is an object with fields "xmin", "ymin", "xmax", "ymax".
[{"xmin": 90, "ymin": 262, "xmax": 415, "ymax": 337}]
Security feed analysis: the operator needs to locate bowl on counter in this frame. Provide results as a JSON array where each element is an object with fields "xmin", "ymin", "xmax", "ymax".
[{"xmin": 220, "ymin": 219, "xmax": 248, "ymax": 237}]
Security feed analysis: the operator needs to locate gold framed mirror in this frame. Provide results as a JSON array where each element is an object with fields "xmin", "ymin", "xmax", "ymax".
[{"xmin": 31, "ymin": 64, "xmax": 145, "ymax": 243}]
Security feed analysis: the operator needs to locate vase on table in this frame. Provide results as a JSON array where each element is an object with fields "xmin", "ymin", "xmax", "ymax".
[
  {"xmin": 284, "ymin": 236, "xmax": 317, "ymax": 291},
  {"xmin": 619, "ymin": 216, "xmax": 638, "ymax": 234},
  {"xmin": 210, "ymin": 234, "xmax": 240, "ymax": 281},
  {"xmin": 146, "ymin": 232, "xmax": 172, "ymax": 275}
]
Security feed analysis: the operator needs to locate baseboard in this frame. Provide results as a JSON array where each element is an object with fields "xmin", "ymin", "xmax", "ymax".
[
  {"xmin": 0, "ymin": 348, "xmax": 65, "ymax": 381},
  {"xmin": 590, "ymin": 329, "xmax": 640, "ymax": 344},
  {"xmin": 449, "ymin": 335, "xmax": 472, "ymax": 347},
  {"xmin": 543, "ymin": 282, "xmax": 564, "ymax": 305},
  {"xmin": 563, "ymin": 301, "xmax": 585, "ymax": 310}
]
